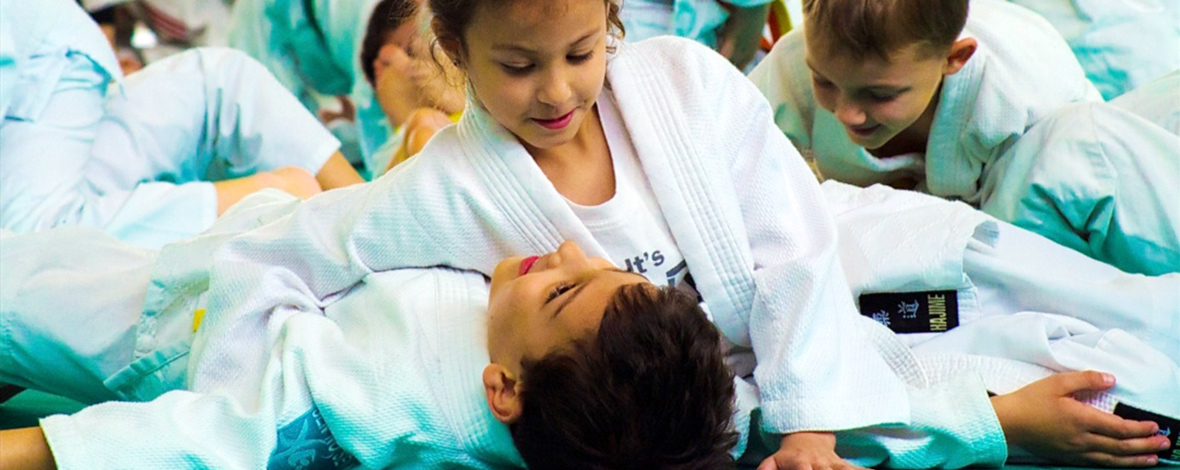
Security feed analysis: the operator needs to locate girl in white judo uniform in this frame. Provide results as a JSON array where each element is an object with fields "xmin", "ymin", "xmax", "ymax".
[
  {"xmin": 748, "ymin": 0, "xmax": 1100, "ymax": 205},
  {"xmin": 152, "ymin": 0, "xmax": 1173, "ymax": 467},
  {"xmin": 0, "ymin": 229, "xmax": 738, "ymax": 469},
  {"xmin": 0, "ymin": 186, "xmax": 1174, "ymax": 468},
  {"xmin": 0, "ymin": 0, "xmax": 364, "ymax": 248},
  {"xmin": 199, "ymin": 0, "xmax": 914, "ymax": 466}
]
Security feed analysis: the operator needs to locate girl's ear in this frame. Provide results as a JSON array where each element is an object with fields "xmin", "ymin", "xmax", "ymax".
[
  {"xmin": 942, "ymin": 37, "xmax": 977, "ymax": 76},
  {"xmin": 482, "ymin": 365, "xmax": 524, "ymax": 424},
  {"xmin": 431, "ymin": 18, "xmax": 463, "ymax": 67}
]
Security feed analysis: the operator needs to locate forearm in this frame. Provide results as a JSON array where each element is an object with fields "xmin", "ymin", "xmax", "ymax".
[
  {"xmin": 719, "ymin": 2, "xmax": 771, "ymax": 70},
  {"xmin": 314, "ymin": 151, "xmax": 365, "ymax": 189},
  {"xmin": 0, "ymin": 427, "xmax": 57, "ymax": 470}
]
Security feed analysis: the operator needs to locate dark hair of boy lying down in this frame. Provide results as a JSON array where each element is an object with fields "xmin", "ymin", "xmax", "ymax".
[{"xmin": 513, "ymin": 284, "xmax": 739, "ymax": 470}]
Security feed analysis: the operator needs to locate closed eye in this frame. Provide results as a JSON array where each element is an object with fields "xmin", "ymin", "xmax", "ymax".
[
  {"xmin": 547, "ymin": 282, "xmax": 575, "ymax": 303},
  {"xmin": 502, "ymin": 63, "xmax": 535, "ymax": 75},
  {"xmin": 568, "ymin": 51, "xmax": 594, "ymax": 64}
]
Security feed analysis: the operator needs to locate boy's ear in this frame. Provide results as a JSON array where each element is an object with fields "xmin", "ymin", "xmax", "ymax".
[
  {"xmin": 942, "ymin": 37, "xmax": 977, "ymax": 76},
  {"xmin": 482, "ymin": 364, "xmax": 524, "ymax": 424},
  {"xmin": 431, "ymin": 18, "xmax": 463, "ymax": 67}
]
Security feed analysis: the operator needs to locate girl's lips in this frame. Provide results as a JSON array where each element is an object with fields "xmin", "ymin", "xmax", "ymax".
[
  {"xmin": 849, "ymin": 124, "xmax": 880, "ymax": 136},
  {"xmin": 534, "ymin": 109, "xmax": 575, "ymax": 130},
  {"xmin": 519, "ymin": 255, "xmax": 540, "ymax": 275}
]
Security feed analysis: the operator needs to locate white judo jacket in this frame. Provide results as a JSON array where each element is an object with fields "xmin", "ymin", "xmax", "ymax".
[
  {"xmin": 38, "ymin": 265, "xmax": 526, "ymax": 470},
  {"xmin": 188, "ymin": 36, "xmax": 910, "ymax": 437},
  {"xmin": 748, "ymin": 0, "xmax": 1102, "ymax": 204}
]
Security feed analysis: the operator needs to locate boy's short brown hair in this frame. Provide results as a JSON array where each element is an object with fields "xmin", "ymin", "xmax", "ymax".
[
  {"xmin": 803, "ymin": 0, "xmax": 968, "ymax": 61},
  {"xmin": 511, "ymin": 284, "xmax": 738, "ymax": 470}
]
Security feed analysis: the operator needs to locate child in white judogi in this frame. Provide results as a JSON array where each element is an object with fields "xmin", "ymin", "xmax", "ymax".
[
  {"xmin": 0, "ymin": 225, "xmax": 738, "ymax": 469},
  {"xmin": 1, "ymin": 183, "xmax": 1175, "ymax": 468},
  {"xmin": 0, "ymin": 0, "xmax": 363, "ymax": 248},
  {"xmin": 748, "ymin": 0, "xmax": 1100, "ymax": 203}
]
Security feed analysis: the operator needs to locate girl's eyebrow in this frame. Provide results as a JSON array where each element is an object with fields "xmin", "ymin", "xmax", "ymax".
[{"xmin": 491, "ymin": 31, "xmax": 598, "ymax": 53}]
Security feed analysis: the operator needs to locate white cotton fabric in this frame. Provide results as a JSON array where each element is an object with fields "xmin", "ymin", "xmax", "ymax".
[
  {"xmin": 1110, "ymin": 69, "xmax": 1180, "ymax": 136},
  {"xmin": 979, "ymin": 98, "xmax": 1180, "ymax": 276},
  {"xmin": 748, "ymin": 0, "xmax": 1101, "ymax": 204},
  {"xmin": 1, "ymin": 42, "xmax": 339, "ymax": 248},
  {"xmin": 570, "ymin": 89, "xmax": 689, "ymax": 287},
  {"xmin": 2, "ymin": 226, "xmax": 524, "ymax": 469},
  {"xmin": 1007, "ymin": 0, "xmax": 1180, "ymax": 100},
  {"xmin": 180, "ymin": 36, "xmax": 908, "ymax": 436},
  {"xmin": 734, "ymin": 181, "xmax": 1180, "ymax": 466}
]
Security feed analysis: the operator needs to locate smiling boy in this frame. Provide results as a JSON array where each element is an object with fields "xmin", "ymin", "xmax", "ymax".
[
  {"xmin": 749, "ymin": 0, "xmax": 1100, "ymax": 204},
  {"xmin": 0, "ymin": 230, "xmax": 737, "ymax": 469}
]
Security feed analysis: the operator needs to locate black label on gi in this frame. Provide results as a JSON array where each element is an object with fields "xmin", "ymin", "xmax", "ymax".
[{"xmin": 858, "ymin": 290, "xmax": 959, "ymax": 334}]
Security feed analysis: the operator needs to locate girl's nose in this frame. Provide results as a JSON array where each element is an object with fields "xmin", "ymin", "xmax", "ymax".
[{"xmin": 537, "ymin": 69, "xmax": 573, "ymax": 107}]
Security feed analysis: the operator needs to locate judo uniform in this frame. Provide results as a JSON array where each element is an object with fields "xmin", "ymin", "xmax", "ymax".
[
  {"xmin": 0, "ymin": 19, "xmax": 340, "ymax": 249},
  {"xmin": 0, "ymin": 0, "xmax": 123, "ymax": 235},
  {"xmin": 620, "ymin": 0, "xmax": 774, "ymax": 50},
  {"xmin": 4, "ymin": 185, "xmax": 1176, "ymax": 468},
  {"xmin": 1110, "ymin": 69, "xmax": 1180, "ymax": 136},
  {"xmin": 187, "ymin": 36, "xmax": 910, "ymax": 436},
  {"xmin": 82, "ymin": 47, "xmax": 342, "ymax": 248},
  {"xmin": 748, "ymin": 0, "xmax": 1101, "ymax": 205},
  {"xmin": 1008, "ymin": 0, "xmax": 1180, "ymax": 100},
  {"xmin": 736, "ymin": 181, "xmax": 1180, "ymax": 466},
  {"xmin": 979, "ymin": 94, "xmax": 1180, "ymax": 275},
  {"xmin": 0, "ymin": 227, "xmax": 525, "ymax": 470},
  {"xmin": 228, "ymin": 0, "xmax": 390, "ymax": 174}
]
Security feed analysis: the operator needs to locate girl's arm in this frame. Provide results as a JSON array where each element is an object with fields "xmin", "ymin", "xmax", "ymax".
[{"xmin": 0, "ymin": 427, "xmax": 56, "ymax": 470}]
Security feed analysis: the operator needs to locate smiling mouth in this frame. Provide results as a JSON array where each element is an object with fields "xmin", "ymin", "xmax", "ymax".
[
  {"xmin": 533, "ymin": 109, "xmax": 576, "ymax": 130},
  {"xmin": 519, "ymin": 256, "xmax": 539, "ymax": 275},
  {"xmin": 849, "ymin": 124, "xmax": 881, "ymax": 137}
]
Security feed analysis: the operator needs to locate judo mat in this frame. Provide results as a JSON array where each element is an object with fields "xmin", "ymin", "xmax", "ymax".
[{"xmin": 3, "ymin": 389, "xmax": 1176, "ymax": 468}]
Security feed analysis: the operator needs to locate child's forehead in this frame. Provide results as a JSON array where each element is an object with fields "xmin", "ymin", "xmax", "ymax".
[{"xmin": 471, "ymin": 0, "xmax": 592, "ymax": 29}]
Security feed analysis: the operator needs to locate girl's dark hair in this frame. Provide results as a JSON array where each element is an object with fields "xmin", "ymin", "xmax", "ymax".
[
  {"xmin": 428, "ymin": 0, "xmax": 625, "ymax": 55},
  {"xmin": 803, "ymin": 0, "xmax": 968, "ymax": 61},
  {"xmin": 360, "ymin": 0, "xmax": 420, "ymax": 86},
  {"xmin": 511, "ymin": 284, "xmax": 738, "ymax": 470}
]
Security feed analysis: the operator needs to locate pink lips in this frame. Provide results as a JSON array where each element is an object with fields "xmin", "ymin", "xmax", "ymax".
[
  {"xmin": 534, "ymin": 110, "xmax": 575, "ymax": 130},
  {"xmin": 519, "ymin": 255, "xmax": 540, "ymax": 275},
  {"xmin": 849, "ymin": 124, "xmax": 880, "ymax": 137}
]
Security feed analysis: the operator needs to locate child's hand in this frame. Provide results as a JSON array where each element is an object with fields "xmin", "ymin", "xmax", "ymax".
[
  {"xmin": 991, "ymin": 370, "xmax": 1169, "ymax": 467},
  {"xmin": 757, "ymin": 431, "xmax": 867, "ymax": 470}
]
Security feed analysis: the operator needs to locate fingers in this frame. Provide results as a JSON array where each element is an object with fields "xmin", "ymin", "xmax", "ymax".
[
  {"xmin": 1085, "ymin": 409, "xmax": 1161, "ymax": 439},
  {"xmin": 1077, "ymin": 450, "xmax": 1160, "ymax": 467},
  {"xmin": 756, "ymin": 458, "xmax": 778, "ymax": 470},
  {"xmin": 1084, "ymin": 432, "xmax": 1171, "ymax": 457},
  {"xmin": 1052, "ymin": 370, "xmax": 1117, "ymax": 395}
]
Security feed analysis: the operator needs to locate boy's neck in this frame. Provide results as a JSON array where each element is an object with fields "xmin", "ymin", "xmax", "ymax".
[
  {"xmin": 869, "ymin": 82, "xmax": 943, "ymax": 159},
  {"xmin": 528, "ymin": 105, "xmax": 616, "ymax": 206}
]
